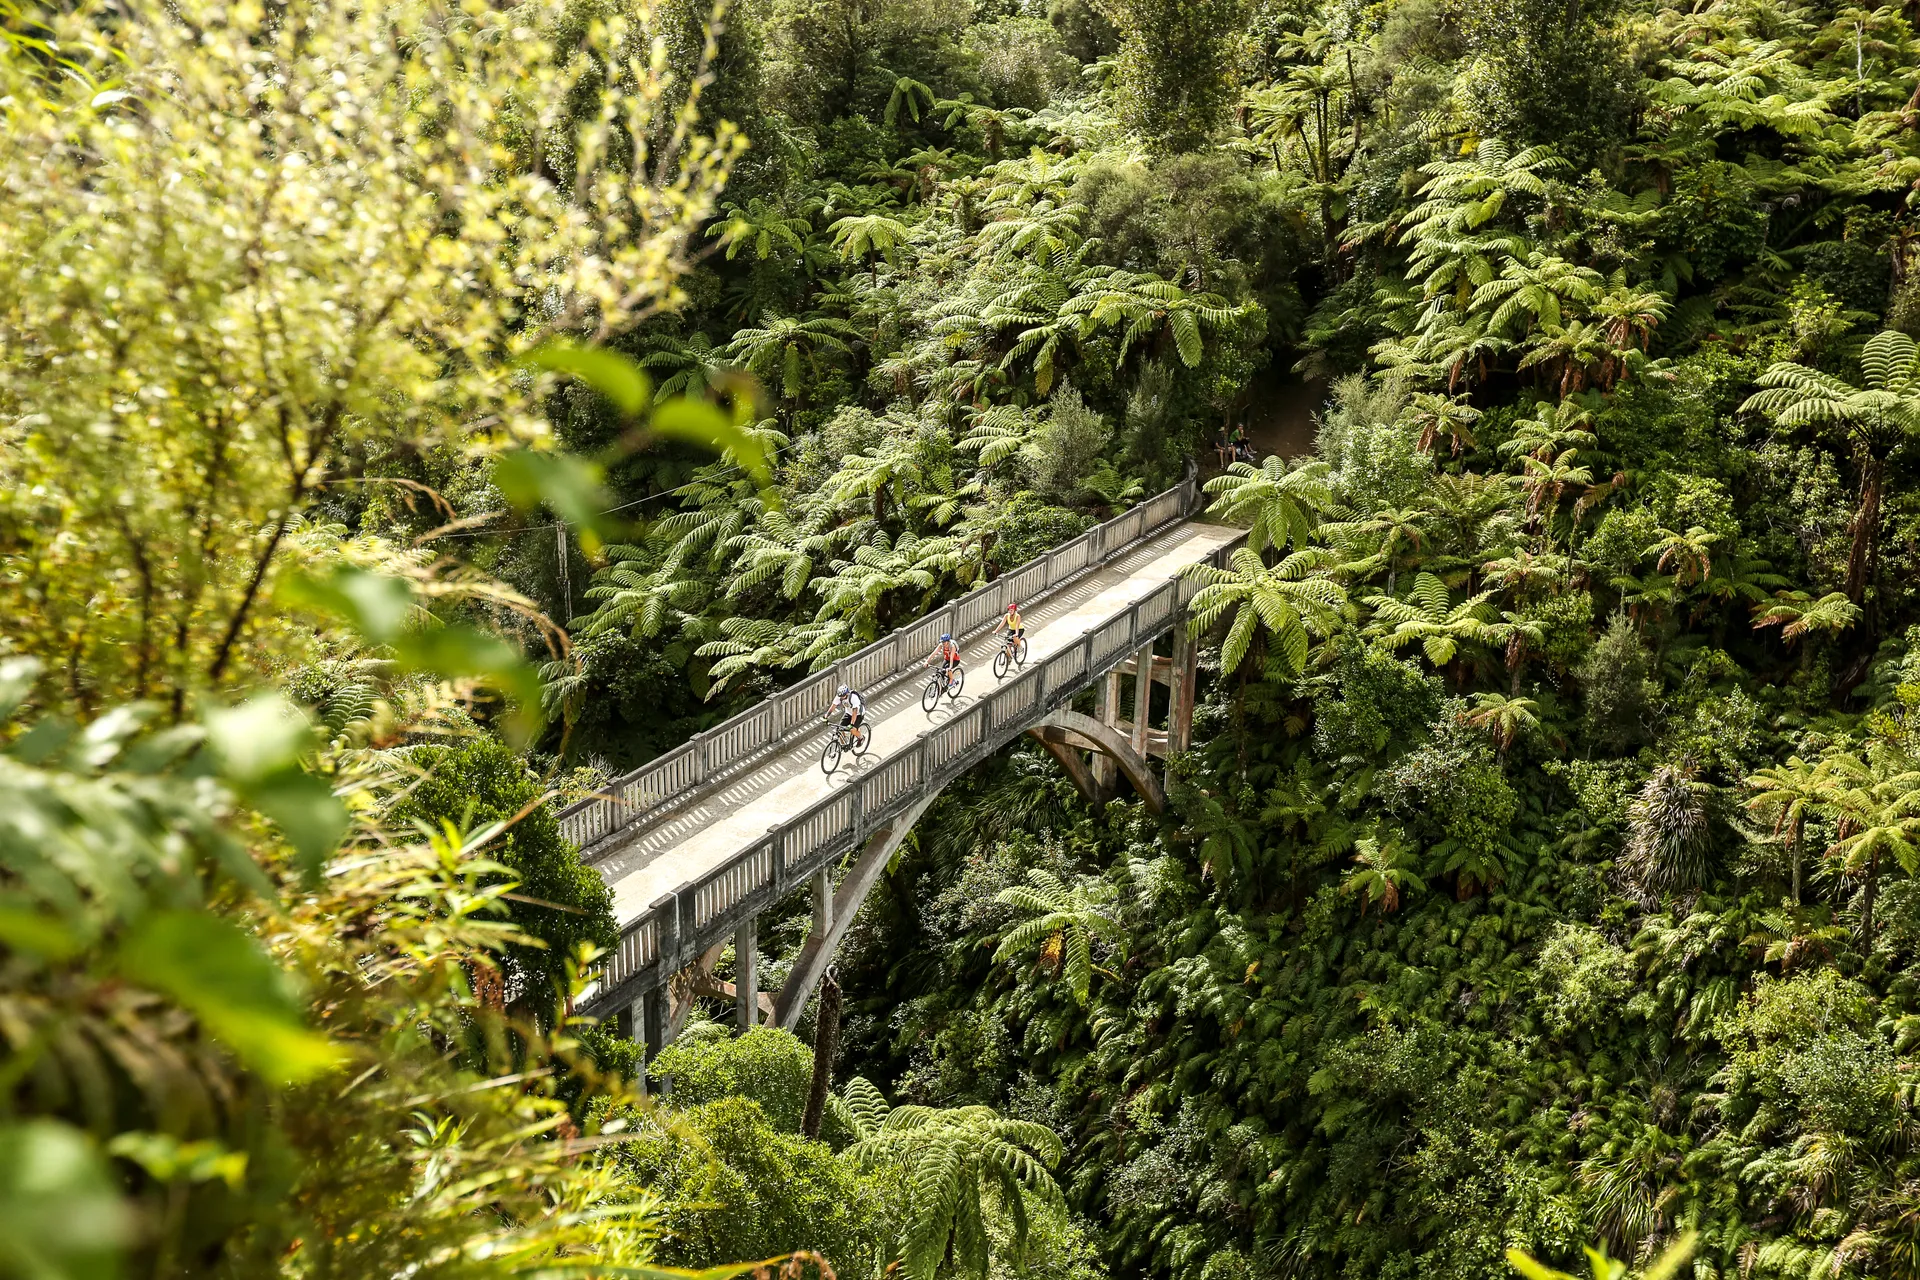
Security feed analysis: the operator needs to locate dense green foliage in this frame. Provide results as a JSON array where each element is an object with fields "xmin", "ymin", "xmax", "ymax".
[
  {"xmin": 467, "ymin": 2, "xmax": 1920, "ymax": 1280},
  {"xmin": 596, "ymin": 1027, "xmax": 1094, "ymax": 1280},
  {"xmin": 14, "ymin": 0, "xmax": 1920, "ymax": 1275},
  {"xmin": 389, "ymin": 737, "xmax": 618, "ymax": 1006},
  {"xmin": 0, "ymin": 0, "xmax": 735, "ymax": 1274}
]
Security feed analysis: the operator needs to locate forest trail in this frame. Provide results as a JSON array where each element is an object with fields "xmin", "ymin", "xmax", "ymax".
[{"xmin": 587, "ymin": 518, "xmax": 1241, "ymax": 926}]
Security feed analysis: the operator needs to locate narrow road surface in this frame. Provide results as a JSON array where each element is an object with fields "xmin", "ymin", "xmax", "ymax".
[{"xmin": 590, "ymin": 519, "xmax": 1241, "ymax": 923}]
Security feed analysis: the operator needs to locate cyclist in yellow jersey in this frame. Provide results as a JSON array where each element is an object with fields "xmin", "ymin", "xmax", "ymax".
[{"xmin": 997, "ymin": 601, "xmax": 1025, "ymax": 642}]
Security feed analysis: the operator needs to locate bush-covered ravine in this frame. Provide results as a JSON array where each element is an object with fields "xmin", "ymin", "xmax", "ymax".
[{"xmin": 8, "ymin": 0, "xmax": 1920, "ymax": 1277}]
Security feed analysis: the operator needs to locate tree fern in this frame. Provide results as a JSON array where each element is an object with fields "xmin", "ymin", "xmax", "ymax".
[
  {"xmin": 844, "ymin": 1082, "xmax": 1065, "ymax": 1280},
  {"xmin": 1184, "ymin": 546, "xmax": 1348, "ymax": 676},
  {"xmin": 991, "ymin": 869, "xmax": 1123, "ymax": 1005}
]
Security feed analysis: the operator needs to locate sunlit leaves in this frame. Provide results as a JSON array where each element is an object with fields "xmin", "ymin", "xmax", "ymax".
[
  {"xmin": 285, "ymin": 567, "xmax": 543, "ymax": 744},
  {"xmin": 1508, "ymin": 1232, "xmax": 1697, "ymax": 1280},
  {"xmin": 119, "ymin": 911, "xmax": 342, "ymax": 1083},
  {"xmin": 517, "ymin": 341, "xmax": 775, "ymax": 496},
  {"xmin": 0, "ymin": 0, "xmax": 739, "ymax": 711}
]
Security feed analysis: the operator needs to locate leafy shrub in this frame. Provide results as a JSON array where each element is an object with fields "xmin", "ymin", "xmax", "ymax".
[
  {"xmin": 1715, "ymin": 971, "xmax": 1894, "ymax": 1139},
  {"xmin": 650, "ymin": 1024, "xmax": 815, "ymax": 1132},
  {"xmin": 965, "ymin": 18, "xmax": 1077, "ymax": 109},
  {"xmin": 1311, "ymin": 646, "xmax": 1444, "ymax": 763},
  {"xmin": 1316, "ymin": 375, "xmax": 1430, "ymax": 511},
  {"xmin": 389, "ymin": 736, "xmax": 616, "ymax": 1004},
  {"xmin": 1380, "ymin": 715, "xmax": 1519, "ymax": 889},
  {"xmin": 1533, "ymin": 924, "xmax": 1635, "ymax": 1037},
  {"xmin": 993, "ymin": 493, "xmax": 1096, "ymax": 568},
  {"xmin": 603, "ymin": 1095, "xmax": 901, "ymax": 1270},
  {"xmin": 1020, "ymin": 385, "xmax": 1113, "ymax": 499},
  {"xmin": 1574, "ymin": 616, "xmax": 1659, "ymax": 752}
]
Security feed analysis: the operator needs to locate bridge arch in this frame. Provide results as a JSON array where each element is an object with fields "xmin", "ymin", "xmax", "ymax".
[{"xmin": 1026, "ymin": 708, "xmax": 1167, "ymax": 814}]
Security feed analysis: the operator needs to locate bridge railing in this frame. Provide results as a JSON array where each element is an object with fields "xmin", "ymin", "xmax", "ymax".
[
  {"xmin": 556, "ymin": 474, "xmax": 1201, "ymax": 852},
  {"xmin": 582, "ymin": 542, "xmax": 1235, "ymax": 1020}
]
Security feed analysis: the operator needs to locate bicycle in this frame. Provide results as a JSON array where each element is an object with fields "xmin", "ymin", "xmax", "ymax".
[
  {"xmin": 820, "ymin": 717, "xmax": 871, "ymax": 774},
  {"xmin": 920, "ymin": 662, "xmax": 965, "ymax": 712},
  {"xmin": 991, "ymin": 632, "xmax": 1029, "ymax": 679}
]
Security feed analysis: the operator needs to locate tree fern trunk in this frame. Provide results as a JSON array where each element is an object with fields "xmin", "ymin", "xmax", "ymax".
[
  {"xmin": 1845, "ymin": 448, "xmax": 1884, "ymax": 607},
  {"xmin": 1861, "ymin": 846, "xmax": 1880, "ymax": 947},
  {"xmin": 802, "ymin": 973, "xmax": 842, "ymax": 1140},
  {"xmin": 1791, "ymin": 818, "xmax": 1803, "ymax": 906}
]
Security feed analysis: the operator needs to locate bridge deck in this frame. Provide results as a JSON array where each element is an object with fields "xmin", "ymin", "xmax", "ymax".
[{"xmin": 592, "ymin": 518, "xmax": 1240, "ymax": 925}]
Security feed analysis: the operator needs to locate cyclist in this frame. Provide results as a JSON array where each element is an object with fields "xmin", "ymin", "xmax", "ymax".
[
  {"xmin": 828, "ymin": 684, "xmax": 866, "ymax": 734},
  {"xmin": 925, "ymin": 632, "xmax": 962, "ymax": 691},
  {"xmin": 996, "ymin": 600, "xmax": 1025, "ymax": 645}
]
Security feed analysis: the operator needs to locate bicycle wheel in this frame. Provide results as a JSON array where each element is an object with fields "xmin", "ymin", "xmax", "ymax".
[
  {"xmin": 947, "ymin": 664, "xmax": 965, "ymax": 700},
  {"xmin": 1014, "ymin": 637, "xmax": 1029, "ymax": 666},
  {"xmin": 851, "ymin": 724, "xmax": 871, "ymax": 756},
  {"xmin": 921, "ymin": 675, "xmax": 941, "ymax": 713},
  {"xmin": 821, "ymin": 735, "xmax": 842, "ymax": 775},
  {"xmin": 993, "ymin": 647, "xmax": 1010, "ymax": 679}
]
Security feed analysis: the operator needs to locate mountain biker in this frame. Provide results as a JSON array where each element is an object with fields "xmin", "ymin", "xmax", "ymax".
[
  {"xmin": 925, "ymin": 632, "xmax": 962, "ymax": 688},
  {"xmin": 828, "ymin": 684, "xmax": 865, "ymax": 734},
  {"xmin": 996, "ymin": 601, "xmax": 1025, "ymax": 644}
]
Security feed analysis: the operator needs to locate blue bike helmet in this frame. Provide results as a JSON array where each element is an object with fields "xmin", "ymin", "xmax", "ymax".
[{"xmin": 940, "ymin": 633, "xmax": 952, "ymax": 642}]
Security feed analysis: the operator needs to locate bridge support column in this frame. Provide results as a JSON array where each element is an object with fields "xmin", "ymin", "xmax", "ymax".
[
  {"xmin": 1091, "ymin": 670, "xmax": 1120, "ymax": 790},
  {"xmin": 735, "ymin": 918, "xmax": 758, "ymax": 1033},
  {"xmin": 811, "ymin": 868, "xmax": 833, "ymax": 938},
  {"xmin": 1169, "ymin": 621, "xmax": 1197, "ymax": 754},
  {"xmin": 642, "ymin": 987, "xmax": 667, "ymax": 1058},
  {"xmin": 1130, "ymin": 642, "xmax": 1152, "ymax": 756},
  {"xmin": 774, "ymin": 795, "xmax": 937, "ymax": 1031}
]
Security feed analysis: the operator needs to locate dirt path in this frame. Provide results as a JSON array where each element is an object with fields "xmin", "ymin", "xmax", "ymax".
[{"xmin": 1245, "ymin": 373, "xmax": 1326, "ymax": 460}]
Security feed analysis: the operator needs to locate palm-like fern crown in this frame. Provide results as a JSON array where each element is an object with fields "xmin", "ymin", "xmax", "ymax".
[
  {"xmin": 1363, "ymin": 571, "xmax": 1501, "ymax": 667},
  {"xmin": 991, "ymin": 869, "xmax": 1122, "ymax": 1005},
  {"xmin": 1202, "ymin": 457, "xmax": 1334, "ymax": 554},
  {"xmin": 839, "ymin": 1075, "xmax": 1065, "ymax": 1280},
  {"xmin": 1742, "ymin": 330, "xmax": 1920, "ymax": 444},
  {"xmin": 1183, "ymin": 545, "xmax": 1349, "ymax": 675}
]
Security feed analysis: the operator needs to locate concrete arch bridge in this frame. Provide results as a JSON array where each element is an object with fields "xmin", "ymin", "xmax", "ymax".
[{"xmin": 558, "ymin": 477, "xmax": 1242, "ymax": 1054}]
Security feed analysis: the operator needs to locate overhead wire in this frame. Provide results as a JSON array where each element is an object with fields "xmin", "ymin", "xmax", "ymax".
[{"xmin": 417, "ymin": 459, "xmax": 753, "ymax": 543}]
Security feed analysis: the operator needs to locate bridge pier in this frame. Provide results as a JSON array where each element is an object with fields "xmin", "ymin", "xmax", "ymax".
[
  {"xmin": 1106, "ymin": 629, "xmax": 1197, "ymax": 759},
  {"xmin": 1091, "ymin": 673, "xmax": 1120, "ymax": 791},
  {"xmin": 1168, "ymin": 617, "xmax": 1197, "ymax": 754},
  {"xmin": 773, "ymin": 795, "xmax": 938, "ymax": 1031},
  {"xmin": 1027, "ymin": 623, "xmax": 1199, "ymax": 812},
  {"xmin": 735, "ymin": 918, "xmax": 758, "ymax": 1032},
  {"xmin": 811, "ymin": 868, "xmax": 832, "ymax": 939}
]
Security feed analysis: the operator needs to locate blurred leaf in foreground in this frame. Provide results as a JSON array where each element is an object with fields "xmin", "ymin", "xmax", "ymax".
[{"xmin": 0, "ymin": 1121, "xmax": 136, "ymax": 1280}]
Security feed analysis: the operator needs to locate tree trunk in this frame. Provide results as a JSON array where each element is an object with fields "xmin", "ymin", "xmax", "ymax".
[
  {"xmin": 1845, "ymin": 448, "xmax": 1884, "ymax": 606},
  {"xmin": 1790, "ymin": 820, "xmax": 1802, "ymax": 907},
  {"xmin": 801, "ymin": 973, "xmax": 842, "ymax": 1140},
  {"xmin": 1861, "ymin": 846, "xmax": 1881, "ymax": 946}
]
